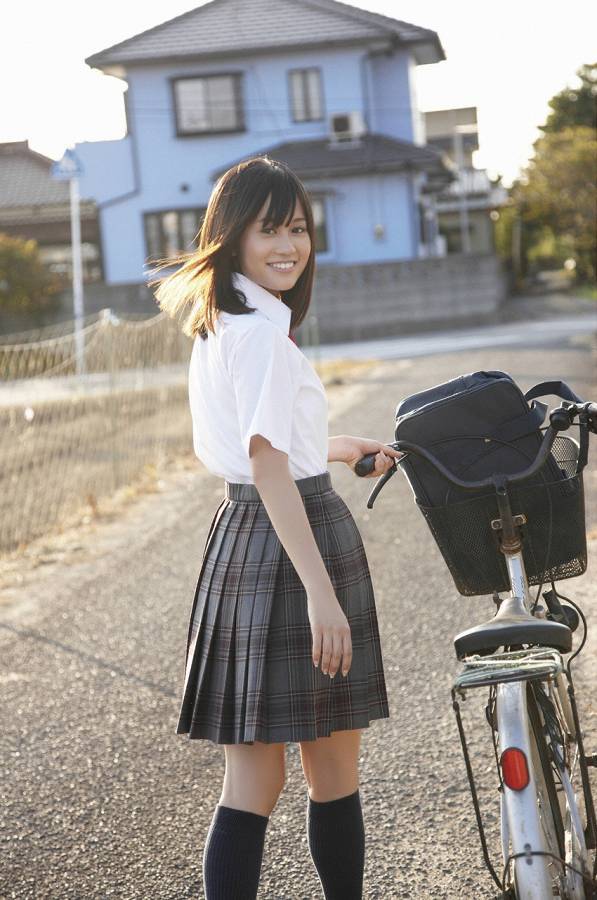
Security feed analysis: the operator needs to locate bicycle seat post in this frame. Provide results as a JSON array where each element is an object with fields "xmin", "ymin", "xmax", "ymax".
[
  {"xmin": 490, "ymin": 474, "xmax": 533, "ymax": 608},
  {"xmin": 492, "ymin": 475, "xmax": 521, "ymax": 552}
]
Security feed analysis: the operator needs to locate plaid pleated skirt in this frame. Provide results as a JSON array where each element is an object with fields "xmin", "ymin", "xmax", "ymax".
[{"xmin": 175, "ymin": 470, "xmax": 390, "ymax": 745}]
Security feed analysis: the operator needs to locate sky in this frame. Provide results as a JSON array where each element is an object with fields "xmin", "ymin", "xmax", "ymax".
[{"xmin": 3, "ymin": 0, "xmax": 596, "ymax": 188}]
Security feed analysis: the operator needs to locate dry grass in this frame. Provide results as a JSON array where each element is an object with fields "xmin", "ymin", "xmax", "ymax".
[
  {"xmin": 0, "ymin": 358, "xmax": 376, "ymax": 581},
  {"xmin": 315, "ymin": 356, "xmax": 378, "ymax": 384}
]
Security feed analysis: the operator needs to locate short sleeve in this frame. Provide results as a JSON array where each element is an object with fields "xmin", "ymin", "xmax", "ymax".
[{"xmin": 227, "ymin": 322, "xmax": 299, "ymax": 458}]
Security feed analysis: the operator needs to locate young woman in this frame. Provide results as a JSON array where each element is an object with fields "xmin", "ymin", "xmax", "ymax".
[{"xmin": 151, "ymin": 156, "xmax": 401, "ymax": 900}]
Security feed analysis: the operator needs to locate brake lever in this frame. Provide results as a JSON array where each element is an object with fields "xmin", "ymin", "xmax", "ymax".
[
  {"xmin": 354, "ymin": 441, "xmax": 408, "ymax": 477},
  {"xmin": 355, "ymin": 443, "xmax": 409, "ymax": 510}
]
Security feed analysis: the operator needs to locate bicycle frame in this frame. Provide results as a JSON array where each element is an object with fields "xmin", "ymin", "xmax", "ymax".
[
  {"xmin": 453, "ymin": 545, "xmax": 593, "ymax": 897},
  {"xmin": 356, "ymin": 395, "xmax": 597, "ymax": 896},
  {"xmin": 496, "ymin": 550, "xmax": 557, "ymax": 895}
]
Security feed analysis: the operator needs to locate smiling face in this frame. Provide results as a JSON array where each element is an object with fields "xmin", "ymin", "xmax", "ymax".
[{"xmin": 235, "ymin": 195, "xmax": 312, "ymax": 298}]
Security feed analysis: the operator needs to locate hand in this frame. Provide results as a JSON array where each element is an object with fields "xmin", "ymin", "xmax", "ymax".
[
  {"xmin": 332, "ymin": 434, "xmax": 403, "ymax": 479},
  {"xmin": 306, "ymin": 584, "xmax": 353, "ymax": 678}
]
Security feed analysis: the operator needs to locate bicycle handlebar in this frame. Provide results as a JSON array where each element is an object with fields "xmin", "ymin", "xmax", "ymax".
[{"xmin": 354, "ymin": 400, "xmax": 597, "ymax": 490}]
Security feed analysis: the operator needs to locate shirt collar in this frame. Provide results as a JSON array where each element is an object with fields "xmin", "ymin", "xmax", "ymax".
[{"xmin": 231, "ymin": 271, "xmax": 292, "ymax": 335}]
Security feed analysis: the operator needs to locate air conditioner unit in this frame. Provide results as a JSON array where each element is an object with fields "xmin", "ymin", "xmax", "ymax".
[{"xmin": 329, "ymin": 111, "xmax": 367, "ymax": 143}]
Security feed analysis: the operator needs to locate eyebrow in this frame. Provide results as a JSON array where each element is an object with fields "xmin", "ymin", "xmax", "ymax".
[{"xmin": 258, "ymin": 216, "xmax": 306, "ymax": 223}]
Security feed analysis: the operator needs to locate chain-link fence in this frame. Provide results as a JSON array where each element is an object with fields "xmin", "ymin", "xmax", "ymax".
[{"xmin": 1, "ymin": 309, "xmax": 193, "ymax": 554}]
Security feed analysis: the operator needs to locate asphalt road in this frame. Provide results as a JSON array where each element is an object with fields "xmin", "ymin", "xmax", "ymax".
[{"xmin": 1, "ymin": 334, "xmax": 596, "ymax": 899}]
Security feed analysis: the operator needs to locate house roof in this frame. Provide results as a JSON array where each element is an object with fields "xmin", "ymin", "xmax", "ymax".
[
  {"xmin": 210, "ymin": 133, "xmax": 456, "ymax": 188},
  {"xmin": 85, "ymin": 0, "xmax": 444, "ymax": 73},
  {"xmin": 0, "ymin": 142, "xmax": 96, "ymax": 225}
]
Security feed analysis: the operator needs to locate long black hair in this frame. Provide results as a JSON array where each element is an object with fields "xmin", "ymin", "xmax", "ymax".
[{"xmin": 148, "ymin": 156, "xmax": 317, "ymax": 340}]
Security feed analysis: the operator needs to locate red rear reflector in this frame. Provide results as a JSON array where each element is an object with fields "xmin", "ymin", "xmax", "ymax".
[{"xmin": 501, "ymin": 747, "xmax": 530, "ymax": 790}]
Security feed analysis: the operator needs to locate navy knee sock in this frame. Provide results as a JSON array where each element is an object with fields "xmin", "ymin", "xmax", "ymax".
[
  {"xmin": 203, "ymin": 803, "xmax": 269, "ymax": 900},
  {"xmin": 306, "ymin": 788, "xmax": 365, "ymax": 899}
]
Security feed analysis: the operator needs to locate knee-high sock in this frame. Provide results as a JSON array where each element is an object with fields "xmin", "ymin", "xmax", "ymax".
[
  {"xmin": 203, "ymin": 804, "xmax": 269, "ymax": 900},
  {"xmin": 306, "ymin": 789, "xmax": 365, "ymax": 899}
]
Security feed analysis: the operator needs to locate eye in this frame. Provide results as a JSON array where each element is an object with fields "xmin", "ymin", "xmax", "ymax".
[{"xmin": 261, "ymin": 225, "xmax": 306, "ymax": 234}]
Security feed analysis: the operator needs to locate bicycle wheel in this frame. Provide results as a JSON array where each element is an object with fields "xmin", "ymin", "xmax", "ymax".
[
  {"xmin": 549, "ymin": 675, "xmax": 597, "ymax": 900},
  {"xmin": 525, "ymin": 682, "xmax": 566, "ymax": 892}
]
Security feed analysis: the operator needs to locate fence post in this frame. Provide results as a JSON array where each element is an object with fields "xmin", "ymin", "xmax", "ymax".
[{"xmin": 101, "ymin": 307, "xmax": 119, "ymax": 492}]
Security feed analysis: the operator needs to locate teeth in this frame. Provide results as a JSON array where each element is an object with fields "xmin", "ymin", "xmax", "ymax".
[{"xmin": 269, "ymin": 262, "xmax": 295, "ymax": 270}]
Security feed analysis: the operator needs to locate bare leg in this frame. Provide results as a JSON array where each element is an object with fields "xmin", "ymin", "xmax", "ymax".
[{"xmin": 202, "ymin": 740, "xmax": 286, "ymax": 899}]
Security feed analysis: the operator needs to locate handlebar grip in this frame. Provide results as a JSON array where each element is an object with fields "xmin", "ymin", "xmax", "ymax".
[
  {"xmin": 355, "ymin": 454, "xmax": 376, "ymax": 477},
  {"xmin": 550, "ymin": 408, "xmax": 574, "ymax": 431},
  {"xmin": 355, "ymin": 442, "xmax": 402, "ymax": 477},
  {"xmin": 586, "ymin": 402, "xmax": 597, "ymax": 434}
]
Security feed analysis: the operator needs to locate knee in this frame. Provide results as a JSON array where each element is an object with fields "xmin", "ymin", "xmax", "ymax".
[
  {"xmin": 221, "ymin": 747, "xmax": 286, "ymax": 816},
  {"xmin": 222, "ymin": 770, "xmax": 285, "ymax": 817},
  {"xmin": 302, "ymin": 753, "xmax": 359, "ymax": 801},
  {"xmin": 304, "ymin": 765, "xmax": 359, "ymax": 802},
  {"xmin": 300, "ymin": 731, "xmax": 362, "ymax": 802}
]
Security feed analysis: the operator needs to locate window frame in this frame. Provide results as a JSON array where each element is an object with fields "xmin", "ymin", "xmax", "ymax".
[
  {"xmin": 143, "ymin": 206, "xmax": 207, "ymax": 261},
  {"xmin": 170, "ymin": 72, "xmax": 245, "ymax": 137},
  {"xmin": 309, "ymin": 194, "xmax": 329, "ymax": 254},
  {"xmin": 287, "ymin": 67, "xmax": 324, "ymax": 123}
]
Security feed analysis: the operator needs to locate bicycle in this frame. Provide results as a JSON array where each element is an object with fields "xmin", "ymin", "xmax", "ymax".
[{"xmin": 355, "ymin": 393, "xmax": 597, "ymax": 898}]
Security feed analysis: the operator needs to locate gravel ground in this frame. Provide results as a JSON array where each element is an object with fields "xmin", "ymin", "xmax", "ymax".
[{"xmin": 1, "ymin": 337, "xmax": 596, "ymax": 899}]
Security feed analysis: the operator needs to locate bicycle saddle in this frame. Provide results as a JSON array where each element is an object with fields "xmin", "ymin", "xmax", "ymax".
[{"xmin": 454, "ymin": 595, "xmax": 572, "ymax": 660}]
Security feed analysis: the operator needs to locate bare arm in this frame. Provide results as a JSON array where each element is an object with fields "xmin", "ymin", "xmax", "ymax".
[{"xmin": 249, "ymin": 434, "xmax": 352, "ymax": 678}]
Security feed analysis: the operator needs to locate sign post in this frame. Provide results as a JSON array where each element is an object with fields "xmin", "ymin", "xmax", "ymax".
[{"xmin": 51, "ymin": 147, "xmax": 85, "ymax": 375}]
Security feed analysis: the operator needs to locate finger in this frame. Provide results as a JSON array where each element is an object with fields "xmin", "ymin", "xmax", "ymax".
[
  {"xmin": 367, "ymin": 452, "xmax": 387, "ymax": 478},
  {"xmin": 321, "ymin": 633, "xmax": 332, "ymax": 675},
  {"xmin": 376, "ymin": 450, "xmax": 392, "ymax": 474},
  {"xmin": 342, "ymin": 632, "xmax": 353, "ymax": 677},
  {"xmin": 312, "ymin": 629, "xmax": 322, "ymax": 668},
  {"xmin": 328, "ymin": 630, "xmax": 344, "ymax": 678}
]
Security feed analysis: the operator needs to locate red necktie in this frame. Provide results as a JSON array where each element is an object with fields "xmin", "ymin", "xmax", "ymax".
[{"xmin": 288, "ymin": 332, "xmax": 298, "ymax": 345}]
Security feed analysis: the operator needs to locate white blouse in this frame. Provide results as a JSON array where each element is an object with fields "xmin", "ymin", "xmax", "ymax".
[{"xmin": 188, "ymin": 271, "xmax": 329, "ymax": 484}]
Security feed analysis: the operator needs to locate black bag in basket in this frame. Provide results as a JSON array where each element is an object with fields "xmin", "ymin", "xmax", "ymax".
[{"xmin": 394, "ymin": 371, "xmax": 589, "ymax": 596}]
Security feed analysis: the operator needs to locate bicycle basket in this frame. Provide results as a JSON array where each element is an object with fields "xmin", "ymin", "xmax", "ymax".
[{"xmin": 417, "ymin": 435, "xmax": 587, "ymax": 596}]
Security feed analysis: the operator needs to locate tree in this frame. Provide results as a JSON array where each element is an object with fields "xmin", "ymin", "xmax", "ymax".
[
  {"xmin": 0, "ymin": 233, "xmax": 63, "ymax": 314},
  {"xmin": 512, "ymin": 126, "xmax": 596, "ymax": 283},
  {"xmin": 497, "ymin": 64, "xmax": 597, "ymax": 288},
  {"xmin": 540, "ymin": 62, "xmax": 597, "ymax": 133}
]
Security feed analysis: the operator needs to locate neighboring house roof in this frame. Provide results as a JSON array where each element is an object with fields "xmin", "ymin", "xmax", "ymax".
[
  {"xmin": 0, "ymin": 142, "xmax": 96, "ymax": 226},
  {"xmin": 85, "ymin": 0, "xmax": 444, "ymax": 73},
  {"xmin": 210, "ymin": 133, "xmax": 456, "ymax": 187}
]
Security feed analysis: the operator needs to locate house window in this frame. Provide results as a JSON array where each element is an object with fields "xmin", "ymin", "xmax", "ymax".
[
  {"xmin": 173, "ymin": 74, "xmax": 244, "ymax": 135},
  {"xmin": 310, "ymin": 197, "xmax": 328, "ymax": 253},
  {"xmin": 38, "ymin": 243, "xmax": 101, "ymax": 284},
  {"xmin": 144, "ymin": 208, "xmax": 206, "ymax": 260},
  {"xmin": 439, "ymin": 222, "xmax": 476, "ymax": 254},
  {"xmin": 289, "ymin": 68, "xmax": 323, "ymax": 122}
]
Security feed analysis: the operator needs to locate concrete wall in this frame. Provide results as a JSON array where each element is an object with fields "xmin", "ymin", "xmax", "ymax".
[
  {"xmin": 305, "ymin": 252, "xmax": 508, "ymax": 342},
  {"xmin": 1, "ymin": 253, "xmax": 507, "ymax": 342}
]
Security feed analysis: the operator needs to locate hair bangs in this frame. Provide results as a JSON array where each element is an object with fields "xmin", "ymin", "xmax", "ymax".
[{"xmin": 254, "ymin": 166, "xmax": 299, "ymax": 229}]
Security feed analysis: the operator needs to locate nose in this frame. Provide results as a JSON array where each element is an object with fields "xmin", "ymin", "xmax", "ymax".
[{"xmin": 274, "ymin": 232, "xmax": 296, "ymax": 254}]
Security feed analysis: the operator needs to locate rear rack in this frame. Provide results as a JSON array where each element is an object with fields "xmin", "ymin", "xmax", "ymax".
[{"xmin": 453, "ymin": 646, "xmax": 565, "ymax": 695}]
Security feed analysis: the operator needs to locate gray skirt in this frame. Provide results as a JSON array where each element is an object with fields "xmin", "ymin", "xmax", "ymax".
[{"xmin": 175, "ymin": 470, "xmax": 390, "ymax": 745}]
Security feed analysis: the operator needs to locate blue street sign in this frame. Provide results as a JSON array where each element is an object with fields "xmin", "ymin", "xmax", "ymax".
[{"xmin": 51, "ymin": 148, "xmax": 83, "ymax": 180}]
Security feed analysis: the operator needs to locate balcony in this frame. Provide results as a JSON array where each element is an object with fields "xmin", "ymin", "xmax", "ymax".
[{"xmin": 436, "ymin": 167, "xmax": 508, "ymax": 211}]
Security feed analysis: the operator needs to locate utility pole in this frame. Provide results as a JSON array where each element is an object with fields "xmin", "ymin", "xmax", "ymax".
[
  {"xmin": 452, "ymin": 124, "xmax": 477, "ymax": 255},
  {"xmin": 51, "ymin": 147, "xmax": 85, "ymax": 375}
]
